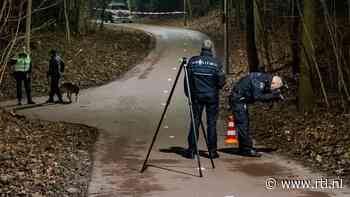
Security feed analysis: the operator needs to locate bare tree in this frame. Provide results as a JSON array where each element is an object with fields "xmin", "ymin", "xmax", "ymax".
[
  {"xmin": 246, "ymin": 0, "xmax": 259, "ymax": 71},
  {"xmin": 63, "ymin": 0, "xmax": 71, "ymax": 42},
  {"xmin": 25, "ymin": 0, "xmax": 32, "ymax": 53}
]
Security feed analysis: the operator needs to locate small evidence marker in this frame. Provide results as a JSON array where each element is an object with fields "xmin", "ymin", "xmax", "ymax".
[
  {"xmin": 164, "ymin": 125, "xmax": 169, "ymax": 129},
  {"xmin": 169, "ymin": 136, "xmax": 175, "ymax": 139},
  {"xmin": 168, "ymin": 78, "xmax": 172, "ymax": 82},
  {"xmin": 172, "ymin": 67, "xmax": 177, "ymax": 70},
  {"xmin": 163, "ymin": 90, "xmax": 169, "ymax": 94},
  {"xmin": 161, "ymin": 103, "xmax": 166, "ymax": 106},
  {"xmin": 196, "ymin": 167, "xmax": 206, "ymax": 171}
]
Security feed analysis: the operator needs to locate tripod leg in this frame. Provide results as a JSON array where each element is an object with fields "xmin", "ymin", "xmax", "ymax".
[
  {"xmin": 140, "ymin": 62, "xmax": 184, "ymax": 173},
  {"xmin": 200, "ymin": 120, "xmax": 215, "ymax": 169},
  {"xmin": 184, "ymin": 63, "xmax": 203, "ymax": 177},
  {"xmin": 188, "ymin": 103, "xmax": 203, "ymax": 177}
]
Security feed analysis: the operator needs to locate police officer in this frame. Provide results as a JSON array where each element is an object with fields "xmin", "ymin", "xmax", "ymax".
[
  {"xmin": 46, "ymin": 50, "xmax": 64, "ymax": 103},
  {"xmin": 13, "ymin": 52, "xmax": 35, "ymax": 105},
  {"xmin": 183, "ymin": 40, "xmax": 226, "ymax": 159},
  {"xmin": 229, "ymin": 72, "xmax": 284, "ymax": 157}
]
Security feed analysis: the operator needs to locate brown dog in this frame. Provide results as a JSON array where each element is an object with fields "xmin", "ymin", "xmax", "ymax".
[{"xmin": 61, "ymin": 82, "xmax": 80, "ymax": 103}]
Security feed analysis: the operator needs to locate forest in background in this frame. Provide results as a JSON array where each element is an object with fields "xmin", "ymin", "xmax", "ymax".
[
  {"xmin": 184, "ymin": 1, "xmax": 350, "ymax": 181},
  {"xmin": 1, "ymin": 0, "xmax": 350, "ymax": 112},
  {"xmin": 236, "ymin": 0, "xmax": 350, "ymax": 113},
  {"xmin": 183, "ymin": 0, "xmax": 350, "ymax": 113},
  {"xmin": 0, "ymin": 0, "xmax": 91, "ymax": 82}
]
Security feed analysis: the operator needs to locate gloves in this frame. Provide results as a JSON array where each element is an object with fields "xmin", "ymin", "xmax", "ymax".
[{"xmin": 272, "ymin": 90, "xmax": 285, "ymax": 101}]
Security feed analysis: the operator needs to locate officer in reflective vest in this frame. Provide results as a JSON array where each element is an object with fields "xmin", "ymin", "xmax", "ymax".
[{"xmin": 14, "ymin": 52, "xmax": 35, "ymax": 105}]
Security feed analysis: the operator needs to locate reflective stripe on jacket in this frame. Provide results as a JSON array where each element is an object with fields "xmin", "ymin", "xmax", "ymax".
[
  {"xmin": 15, "ymin": 56, "xmax": 31, "ymax": 72},
  {"xmin": 184, "ymin": 49, "xmax": 225, "ymax": 103}
]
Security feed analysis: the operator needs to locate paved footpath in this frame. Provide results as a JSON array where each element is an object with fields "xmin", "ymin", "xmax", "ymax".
[{"xmin": 2, "ymin": 24, "xmax": 350, "ymax": 197}]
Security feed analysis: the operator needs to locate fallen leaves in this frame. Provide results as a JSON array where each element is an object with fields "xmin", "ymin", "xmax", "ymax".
[
  {"xmin": 0, "ymin": 27, "xmax": 154, "ymax": 101},
  {"xmin": 251, "ymin": 102, "xmax": 350, "ymax": 182},
  {"xmin": 0, "ymin": 109, "xmax": 98, "ymax": 196}
]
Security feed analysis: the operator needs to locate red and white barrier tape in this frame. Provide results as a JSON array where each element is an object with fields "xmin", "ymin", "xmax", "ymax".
[
  {"xmin": 131, "ymin": 11, "xmax": 185, "ymax": 15},
  {"xmin": 106, "ymin": 9, "xmax": 185, "ymax": 15}
]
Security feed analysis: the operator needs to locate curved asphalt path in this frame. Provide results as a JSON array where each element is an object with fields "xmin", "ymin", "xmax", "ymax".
[{"xmin": 2, "ymin": 24, "xmax": 350, "ymax": 197}]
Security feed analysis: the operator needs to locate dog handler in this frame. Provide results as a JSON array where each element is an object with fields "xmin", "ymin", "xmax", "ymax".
[
  {"xmin": 229, "ymin": 72, "xmax": 284, "ymax": 157},
  {"xmin": 46, "ymin": 50, "xmax": 65, "ymax": 103},
  {"xmin": 183, "ymin": 40, "xmax": 226, "ymax": 159}
]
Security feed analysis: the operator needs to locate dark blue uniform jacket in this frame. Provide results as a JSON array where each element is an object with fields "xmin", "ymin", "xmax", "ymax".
[
  {"xmin": 230, "ymin": 72, "xmax": 280, "ymax": 104},
  {"xmin": 185, "ymin": 49, "xmax": 225, "ymax": 103},
  {"xmin": 48, "ymin": 55, "xmax": 65, "ymax": 78}
]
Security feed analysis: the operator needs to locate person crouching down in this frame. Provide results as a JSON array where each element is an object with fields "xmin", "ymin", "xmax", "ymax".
[{"xmin": 229, "ymin": 72, "xmax": 284, "ymax": 157}]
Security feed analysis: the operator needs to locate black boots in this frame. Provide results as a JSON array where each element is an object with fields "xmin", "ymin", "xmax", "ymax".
[
  {"xmin": 46, "ymin": 98, "xmax": 64, "ymax": 104},
  {"xmin": 46, "ymin": 99, "xmax": 54, "ymax": 103},
  {"xmin": 239, "ymin": 148, "xmax": 262, "ymax": 157},
  {"xmin": 17, "ymin": 100, "xmax": 35, "ymax": 105},
  {"xmin": 183, "ymin": 149, "xmax": 196, "ymax": 159},
  {"xmin": 182, "ymin": 148, "xmax": 220, "ymax": 159},
  {"xmin": 209, "ymin": 150, "xmax": 220, "ymax": 159}
]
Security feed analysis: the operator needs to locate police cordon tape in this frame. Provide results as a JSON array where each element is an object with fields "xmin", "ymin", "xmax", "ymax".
[
  {"xmin": 106, "ymin": 9, "xmax": 185, "ymax": 15},
  {"xmin": 131, "ymin": 11, "xmax": 185, "ymax": 15}
]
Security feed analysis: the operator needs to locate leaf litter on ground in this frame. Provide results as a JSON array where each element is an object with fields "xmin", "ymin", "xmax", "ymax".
[{"xmin": 0, "ymin": 109, "xmax": 98, "ymax": 196}]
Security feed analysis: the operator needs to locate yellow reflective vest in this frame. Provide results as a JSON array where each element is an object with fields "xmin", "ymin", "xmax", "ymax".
[{"xmin": 15, "ymin": 56, "xmax": 31, "ymax": 72}]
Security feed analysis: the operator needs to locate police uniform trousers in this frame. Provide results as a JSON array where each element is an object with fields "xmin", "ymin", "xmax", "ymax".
[
  {"xmin": 231, "ymin": 101, "xmax": 253, "ymax": 150},
  {"xmin": 14, "ymin": 71, "xmax": 32, "ymax": 102},
  {"xmin": 49, "ymin": 76, "xmax": 63, "ymax": 101},
  {"xmin": 188, "ymin": 99, "xmax": 219, "ymax": 152}
]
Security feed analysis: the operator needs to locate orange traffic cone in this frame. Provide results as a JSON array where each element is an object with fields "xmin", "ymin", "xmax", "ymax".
[{"xmin": 225, "ymin": 115, "xmax": 238, "ymax": 145}]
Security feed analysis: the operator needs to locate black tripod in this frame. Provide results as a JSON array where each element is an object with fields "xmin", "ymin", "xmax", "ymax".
[{"xmin": 140, "ymin": 57, "xmax": 215, "ymax": 177}]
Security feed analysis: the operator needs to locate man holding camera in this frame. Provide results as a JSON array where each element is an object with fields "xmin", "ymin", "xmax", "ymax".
[
  {"xmin": 183, "ymin": 40, "xmax": 226, "ymax": 159},
  {"xmin": 229, "ymin": 72, "xmax": 284, "ymax": 157}
]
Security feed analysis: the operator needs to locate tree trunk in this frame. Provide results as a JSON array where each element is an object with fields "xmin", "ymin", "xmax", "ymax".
[
  {"xmin": 99, "ymin": 0, "xmax": 107, "ymax": 30},
  {"xmin": 76, "ymin": 0, "xmax": 88, "ymax": 35},
  {"xmin": 297, "ymin": 0, "xmax": 317, "ymax": 113},
  {"xmin": 25, "ymin": 0, "xmax": 32, "ymax": 53},
  {"xmin": 348, "ymin": 0, "xmax": 350, "ymax": 24},
  {"xmin": 291, "ymin": 0, "xmax": 300, "ymax": 75},
  {"xmin": 245, "ymin": 0, "xmax": 259, "ymax": 72},
  {"xmin": 64, "ymin": 0, "xmax": 71, "ymax": 43},
  {"xmin": 186, "ymin": 0, "xmax": 192, "ymax": 21},
  {"xmin": 184, "ymin": 0, "xmax": 187, "ymax": 26},
  {"xmin": 200, "ymin": 0, "xmax": 209, "ymax": 16}
]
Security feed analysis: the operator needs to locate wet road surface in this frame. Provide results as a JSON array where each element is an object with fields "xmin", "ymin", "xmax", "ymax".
[{"xmin": 2, "ymin": 24, "xmax": 350, "ymax": 197}]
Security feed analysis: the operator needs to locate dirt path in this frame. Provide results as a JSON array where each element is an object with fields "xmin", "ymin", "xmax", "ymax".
[{"xmin": 2, "ymin": 24, "xmax": 350, "ymax": 197}]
